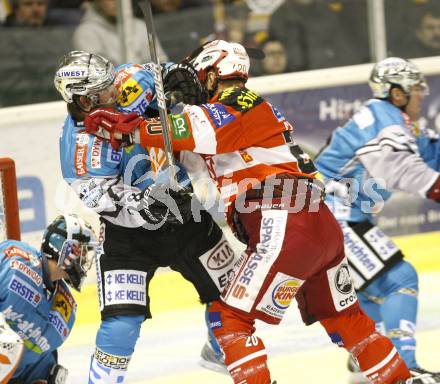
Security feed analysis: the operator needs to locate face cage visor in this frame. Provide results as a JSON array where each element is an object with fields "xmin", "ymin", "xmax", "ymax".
[
  {"xmin": 57, "ymin": 239, "xmax": 97, "ymax": 291},
  {"xmin": 408, "ymin": 80, "xmax": 430, "ymax": 97}
]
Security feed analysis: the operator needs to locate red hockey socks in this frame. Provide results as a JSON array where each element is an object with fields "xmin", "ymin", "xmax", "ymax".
[
  {"xmin": 320, "ymin": 309, "xmax": 410, "ymax": 384},
  {"xmin": 209, "ymin": 300, "xmax": 271, "ymax": 384}
]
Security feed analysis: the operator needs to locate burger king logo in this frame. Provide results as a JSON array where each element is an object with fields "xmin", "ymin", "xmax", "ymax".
[{"xmin": 272, "ymin": 279, "xmax": 301, "ymax": 309}]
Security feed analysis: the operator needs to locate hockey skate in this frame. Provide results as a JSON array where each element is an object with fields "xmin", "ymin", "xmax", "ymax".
[
  {"xmin": 199, "ymin": 341, "xmax": 228, "ymax": 374},
  {"xmin": 347, "ymin": 355, "xmax": 369, "ymax": 384},
  {"xmin": 348, "ymin": 355, "xmax": 440, "ymax": 384},
  {"xmin": 406, "ymin": 367, "xmax": 440, "ymax": 383}
]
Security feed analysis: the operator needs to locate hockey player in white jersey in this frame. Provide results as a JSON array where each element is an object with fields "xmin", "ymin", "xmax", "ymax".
[{"xmin": 315, "ymin": 57, "xmax": 440, "ymax": 383}]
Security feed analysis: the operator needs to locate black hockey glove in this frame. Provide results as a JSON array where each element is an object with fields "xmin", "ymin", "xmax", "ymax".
[
  {"xmin": 163, "ymin": 62, "xmax": 208, "ymax": 106},
  {"xmin": 140, "ymin": 184, "xmax": 193, "ymax": 226},
  {"xmin": 48, "ymin": 364, "xmax": 68, "ymax": 384}
]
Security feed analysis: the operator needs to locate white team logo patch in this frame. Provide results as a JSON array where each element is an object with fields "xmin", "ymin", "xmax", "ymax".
[
  {"xmin": 10, "ymin": 260, "xmax": 42, "ymax": 286},
  {"xmin": 91, "ymin": 137, "xmax": 103, "ymax": 169},
  {"xmin": 363, "ymin": 226, "xmax": 399, "ymax": 260},
  {"xmin": 342, "ymin": 226, "xmax": 384, "ymax": 281},
  {"xmin": 256, "ymin": 272, "xmax": 304, "ymax": 320},
  {"xmin": 104, "ymin": 270, "xmax": 147, "ymax": 306},
  {"xmin": 198, "ymin": 236, "xmax": 236, "ymax": 290},
  {"xmin": 327, "ymin": 258, "xmax": 357, "ymax": 312},
  {"xmin": 223, "ymin": 209, "xmax": 287, "ymax": 313}
]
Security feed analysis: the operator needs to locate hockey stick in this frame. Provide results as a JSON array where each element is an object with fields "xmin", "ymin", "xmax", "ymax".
[{"xmin": 138, "ymin": 0, "xmax": 178, "ymax": 189}]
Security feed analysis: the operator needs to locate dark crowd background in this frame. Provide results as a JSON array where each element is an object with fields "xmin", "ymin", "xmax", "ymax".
[{"xmin": 0, "ymin": 0, "xmax": 439, "ymax": 107}]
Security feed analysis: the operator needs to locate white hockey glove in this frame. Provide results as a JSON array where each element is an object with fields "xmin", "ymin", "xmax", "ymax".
[{"xmin": 0, "ymin": 312, "xmax": 24, "ymax": 383}]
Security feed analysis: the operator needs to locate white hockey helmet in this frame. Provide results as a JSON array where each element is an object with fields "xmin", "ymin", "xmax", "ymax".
[
  {"xmin": 54, "ymin": 50, "xmax": 116, "ymax": 103},
  {"xmin": 41, "ymin": 213, "xmax": 97, "ymax": 291},
  {"xmin": 369, "ymin": 57, "xmax": 429, "ymax": 98},
  {"xmin": 187, "ymin": 40, "xmax": 250, "ymax": 83}
]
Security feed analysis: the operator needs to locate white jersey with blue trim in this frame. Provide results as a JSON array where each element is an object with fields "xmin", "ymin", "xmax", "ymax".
[
  {"xmin": 59, "ymin": 63, "xmax": 191, "ymax": 228},
  {"xmin": 0, "ymin": 240, "xmax": 76, "ymax": 380},
  {"xmin": 417, "ymin": 126, "xmax": 440, "ymax": 172},
  {"xmin": 315, "ymin": 98, "xmax": 439, "ymax": 222}
]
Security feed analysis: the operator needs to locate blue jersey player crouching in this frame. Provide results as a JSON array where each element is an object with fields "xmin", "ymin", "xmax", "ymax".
[
  {"xmin": 0, "ymin": 213, "xmax": 97, "ymax": 384},
  {"xmin": 315, "ymin": 57, "xmax": 440, "ymax": 383},
  {"xmin": 54, "ymin": 51, "xmax": 234, "ymax": 383}
]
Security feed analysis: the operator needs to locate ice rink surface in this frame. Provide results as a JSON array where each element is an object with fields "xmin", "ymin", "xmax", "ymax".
[{"xmin": 61, "ymin": 269, "xmax": 440, "ymax": 384}]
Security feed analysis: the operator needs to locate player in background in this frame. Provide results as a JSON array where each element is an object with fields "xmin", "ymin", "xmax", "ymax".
[
  {"xmin": 314, "ymin": 57, "xmax": 440, "ymax": 383},
  {"xmin": 0, "ymin": 213, "xmax": 97, "ymax": 384},
  {"xmin": 82, "ymin": 40, "xmax": 420, "ymax": 384},
  {"xmin": 54, "ymin": 50, "xmax": 237, "ymax": 384}
]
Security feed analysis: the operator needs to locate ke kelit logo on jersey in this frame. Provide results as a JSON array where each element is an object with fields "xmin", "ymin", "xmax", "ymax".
[
  {"xmin": 75, "ymin": 133, "xmax": 89, "ymax": 176},
  {"xmin": 5, "ymin": 246, "xmax": 40, "ymax": 267},
  {"xmin": 118, "ymin": 78, "xmax": 143, "ymax": 107},
  {"xmin": 91, "ymin": 137, "xmax": 103, "ymax": 169},
  {"xmin": 104, "ymin": 270, "xmax": 147, "ymax": 306},
  {"xmin": 170, "ymin": 114, "xmax": 190, "ymax": 139},
  {"xmin": 327, "ymin": 258, "xmax": 357, "ymax": 312},
  {"xmin": 10, "ymin": 260, "xmax": 42, "ymax": 286},
  {"xmin": 199, "ymin": 238, "xmax": 236, "ymax": 290},
  {"xmin": 224, "ymin": 210, "xmax": 287, "ymax": 313},
  {"xmin": 256, "ymin": 272, "xmax": 304, "ymax": 320},
  {"xmin": 48, "ymin": 311, "xmax": 69, "ymax": 339},
  {"xmin": 269, "ymin": 103, "xmax": 285, "ymax": 122},
  {"xmin": 106, "ymin": 146, "xmax": 122, "ymax": 164},
  {"xmin": 208, "ymin": 311, "xmax": 222, "ymax": 330},
  {"xmin": 8, "ymin": 276, "xmax": 41, "ymax": 307},
  {"xmin": 2, "ymin": 305, "xmax": 50, "ymax": 354},
  {"xmin": 201, "ymin": 103, "xmax": 236, "ymax": 129}
]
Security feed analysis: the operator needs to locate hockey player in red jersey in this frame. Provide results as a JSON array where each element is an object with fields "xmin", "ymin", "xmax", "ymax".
[{"xmin": 83, "ymin": 40, "xmax": 415, "ymax": 384}]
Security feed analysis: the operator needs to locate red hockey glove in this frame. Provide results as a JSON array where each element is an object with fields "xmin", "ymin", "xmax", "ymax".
[
  {"xmin": 84, "ymin": 108, "xmax": 143, "ymax": 149},
  {"xmin": 427, "ymin": 176, "xmax": 440, "ymax": 202}
]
